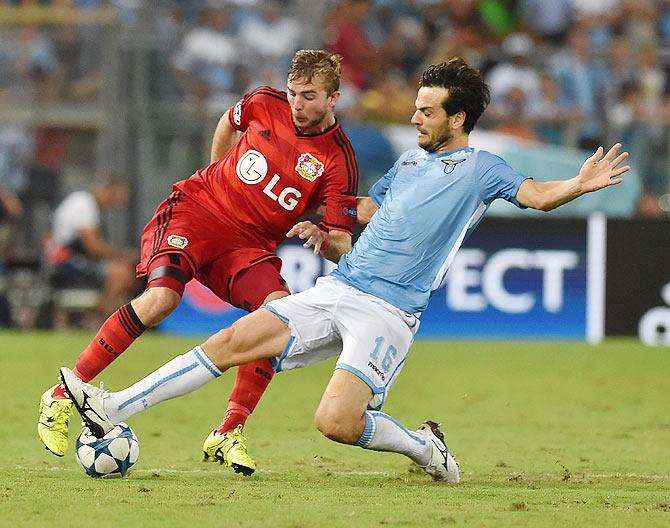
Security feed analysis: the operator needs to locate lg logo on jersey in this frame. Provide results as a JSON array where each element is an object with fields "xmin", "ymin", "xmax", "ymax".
[{"xmin": 236, "ymin": 150, "xmax": 302, "ymax": 211}]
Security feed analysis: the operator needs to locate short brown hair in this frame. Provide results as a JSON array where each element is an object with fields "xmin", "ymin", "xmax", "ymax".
[
  {"xmin": 288, "ymin": 50, "xmax": 342, "ymax": 94},
  {"xmin": 420, "ymin": 58, "xmax": 490, "ymax": 133}
]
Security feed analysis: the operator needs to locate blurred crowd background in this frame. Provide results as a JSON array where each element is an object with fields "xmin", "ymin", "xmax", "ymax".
[{"xmin": 1, "ymin": 0, "xmax": 669, "ymax": 328}]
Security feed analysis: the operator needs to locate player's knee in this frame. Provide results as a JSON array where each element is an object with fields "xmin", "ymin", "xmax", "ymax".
[
  {"xmin": 201, "ymin": 325, "xmax": 246, "ymax": 370},
  {"xmin": 314, "ymin": 406, "xmax": 360, "ymax": 445},
  {"xmin": 133, "ymin": 287, "xmax": 181, "ymax": 326}
]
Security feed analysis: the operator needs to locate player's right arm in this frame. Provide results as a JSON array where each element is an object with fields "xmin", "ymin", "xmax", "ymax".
[
  {"xmin": 211, "ymin": 87, "xmax": 273, "ymax": 163},
  {"xmin": 211, "ymin": 109, "xmax": 241, "ymax": 163}
]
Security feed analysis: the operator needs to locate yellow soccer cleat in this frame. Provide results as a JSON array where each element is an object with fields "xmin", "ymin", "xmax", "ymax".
[
  {"xmin": 37, "ymin": 385, "xmax": 74, "ymax": 457},
  {"xmin": 202, "ymin": 425, "xmax": 256, "ymax": 476}
]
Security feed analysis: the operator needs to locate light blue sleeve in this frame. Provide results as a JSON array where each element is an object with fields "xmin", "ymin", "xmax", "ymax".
[
  {"xmin": 368, "ymin": 154, "xmax": 404, "ymax": 206},
  {"xmin": 476, "ymin": 151, "xmax": 530, "ymax": 208}
]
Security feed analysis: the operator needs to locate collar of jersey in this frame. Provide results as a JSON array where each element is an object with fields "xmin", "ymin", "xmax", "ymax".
[
  {"xmin": 429, "ymin": 146, "xmax": 473, "ymax": 158},
  {"xmin": 294, "ymin": 118, "xmax": 340, "ymax": 137}
]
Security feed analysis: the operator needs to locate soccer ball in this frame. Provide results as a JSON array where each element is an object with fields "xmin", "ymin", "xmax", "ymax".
[{"xmin": 75, "ymin": 423, "xmax": 139, "ymax": 478}]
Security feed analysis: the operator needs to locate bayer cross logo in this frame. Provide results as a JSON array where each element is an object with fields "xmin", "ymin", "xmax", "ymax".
[
  {"xmin": 441, "ymin": 158, "xmax": 466, "ymax": 174},
  {"xmin": 236, "ymin": 149, "xmax": 268, "ymax": 184}
]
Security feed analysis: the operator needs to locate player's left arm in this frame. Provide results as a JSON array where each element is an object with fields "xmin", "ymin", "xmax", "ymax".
[
  {"xmin": 286, "ymin": 222, "xmax": 351, "ymax": 263},
  {"xmin": 516, "ymin": 143, "xmax": 630, "ymax": 211},
  {"xmin": 312, "ymin": 196, "xmax": 378, "ymax": 224},
  {"xmin": 356, "ymin": 196, "xmax": 378, "ymax": 224}
]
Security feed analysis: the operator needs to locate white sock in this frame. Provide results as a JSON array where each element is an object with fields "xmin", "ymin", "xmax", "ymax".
[
  {"xmin": 355, "ymin": 410, "xmax": 431, "ymax": 466},
  {"xmin": 105, "ymin": 346, "xmax": 222, "ymax": 423}
]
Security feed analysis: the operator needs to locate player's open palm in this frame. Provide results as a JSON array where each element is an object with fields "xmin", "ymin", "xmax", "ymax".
[
  {"xmin": 287, "ymin": 221, "xmax": 326, "ymax": 254},
  {"xmin": 578, "ymin": 143, "xmax": 630, "ymax": 194}
]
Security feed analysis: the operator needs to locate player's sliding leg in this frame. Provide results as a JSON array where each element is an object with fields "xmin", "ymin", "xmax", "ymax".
[
  {"xmin": 60, "ymin": 308, "xmax": 291, "ymax": 437},
  {"xmin": 314, "ymin": 370, "xmax": 460, "ymax": 483},
  {"xmin": 204, "ymin": 274, "xmax": 289, "ymax": 475},
  {"xmin": 38, "ymin": 253, "xmax": 191, "ymax": 456}
]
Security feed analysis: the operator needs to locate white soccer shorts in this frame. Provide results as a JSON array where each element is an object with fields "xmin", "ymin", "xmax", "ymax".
[{"xmin": 265, "ymin": 275, "xmax": 420, "ymax": 409}]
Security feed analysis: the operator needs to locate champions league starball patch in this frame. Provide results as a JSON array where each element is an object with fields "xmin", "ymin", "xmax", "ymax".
[
  {"xmin": 233, "ymin": 101, "xmax": 242, "ymax": 126},
  {"xmin": 295, "ymin": 153, "xmax": 325, "ymax": 182},
  {"xmin": 167, "ymin": 234, "xmax": 189, "ymax": 249},
  {"xmin": 342, "ymin": 206, "xmax": 357, "ymax": 218}
]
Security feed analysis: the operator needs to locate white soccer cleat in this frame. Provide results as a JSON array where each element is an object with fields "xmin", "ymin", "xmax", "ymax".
[
  {"xmin": 59, "ymin": 367, "xmax": 116, "ymax": 437},
  {"xmin": 416, "ymin": 420, "xmax": 460, "ymax": 483}
]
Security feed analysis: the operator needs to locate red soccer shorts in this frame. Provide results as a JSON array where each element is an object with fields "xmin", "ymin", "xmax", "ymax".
[{"xmin": 137, "ymin": 190, "xmax": 289, "ymax": 310}]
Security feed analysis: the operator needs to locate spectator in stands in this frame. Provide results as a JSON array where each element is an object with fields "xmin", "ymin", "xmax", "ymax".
[
  {"xmin": 0, "ymin": 24, "xmax": 60, "ymax": 103},
  {"xmin": 486, "ymin": 32, "xmax": 540, "ymax": 108},
  {"xmin": 659, "ymin": 0, "xmax": 670, "ymax": 44},
  {"xmin": 605, "ymin": 32, "xmax": 637, "ymax": 109},
  {"xmin": 172, "ymin": 2, "xmax": 241, "ymax": 111},
  {"xmin": 44, "ymin": 180, "xmax": 139, "ymax": 318},
  {"xmin": 380, "ymin": 7, "xmax": 429, "ymax": 82},
  {"xmin": 488, "ymin": 87, "xmax": 540, "ymax": 143},
  {"xmin": 519, "ymin": 0, "xmax": 573, "ymax": 44},
  {"xmin": 549, "ymin": 24, "xmax": 607, "ymax": 150},
  {"xmin": 424, "ymin": 0, "xmax": 489, "ymax": 70},
  {"xmin": 360, "ymin": 72, "xmax": 416, "ymax": 124},
  {"xmin": 238, "ymin": 0, "xmax": 300, "ymax": 88},
  {"xmin": 622, "ymin": 0, "xmax": 657, "ymax": 47},
  {"xmin": 0, "ymin": 125, "xmax": 30, "ymax": 254},
  {"xmin": 325, "ymin": 0, "xmax": 380, "ymax": 91},
  {"xmin": 571, "ymin": 0, "xmax": 623, "ymax": 49},
  {"xmin": 527, "ymin": 72, "xmax": 580, "ymax": 145},
  {"xmin": 610, "ymin": 81, "xmax": 668, "ymax": 218}
]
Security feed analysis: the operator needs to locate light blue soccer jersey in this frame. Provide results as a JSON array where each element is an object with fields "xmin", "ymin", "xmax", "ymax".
[{"xmin": 331, "ymin": 147, "xmax": 529, "ymax": 314}]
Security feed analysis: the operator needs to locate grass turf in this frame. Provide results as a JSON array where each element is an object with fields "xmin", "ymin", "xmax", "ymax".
[{"xmin": 1, "ymin": 331, "xmax": 668, "ymax": 527}]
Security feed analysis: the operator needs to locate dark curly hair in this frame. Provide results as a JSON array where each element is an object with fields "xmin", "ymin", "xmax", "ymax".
[{"xmin": 420, "ymin": 58, "xmax": 490, "ymax": 133}]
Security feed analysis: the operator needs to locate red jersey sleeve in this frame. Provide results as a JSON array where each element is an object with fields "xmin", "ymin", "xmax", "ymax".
[
  {"xmin": 227, "ymin": 86, "xmax": 286, "ymax": 131},
  {"xmin": 318, "ymin": 128, "xmax": 359, "ymax": 235}
]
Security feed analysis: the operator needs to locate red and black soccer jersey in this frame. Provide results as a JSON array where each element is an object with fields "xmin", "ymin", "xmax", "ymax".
[{"xmin": 173, "ymin": 86, "xmax": 359, "ymax": 249}]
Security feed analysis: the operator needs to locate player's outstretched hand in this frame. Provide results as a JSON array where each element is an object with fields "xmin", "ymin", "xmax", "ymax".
[
  {"xmin": 287, "ymin": 221, "xmax": 326, "ymax": 254},
  {"xmin": 578, "ymin": 143, "xmax": 630, "ymax": 194}
]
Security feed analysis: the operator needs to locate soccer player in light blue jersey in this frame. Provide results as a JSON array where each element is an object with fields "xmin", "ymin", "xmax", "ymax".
[{"xmin": 60, "ymin": 58, "xmax": 629, "ymax": 482}]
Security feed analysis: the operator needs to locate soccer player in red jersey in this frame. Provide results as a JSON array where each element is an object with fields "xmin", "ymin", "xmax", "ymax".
[{"xmin": 38, "ymin": 50, "xmax": 360, "ymax": 475}]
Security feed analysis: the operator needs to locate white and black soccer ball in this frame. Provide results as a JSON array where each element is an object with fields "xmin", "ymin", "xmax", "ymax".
[{"xmin": 75, "ymin": 423, "xmax": 139, "ymax": 478}]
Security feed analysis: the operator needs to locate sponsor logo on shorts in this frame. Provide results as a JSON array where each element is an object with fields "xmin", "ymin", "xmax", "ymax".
[
  {"xmin": 295, "ymin": 153, "xmax": 324, "ymax": 182},
  {"xmin": 167, "ymin": 234, "xmax": 188, "ymax": 249},
  {"xmin": 233, "ymin": 101, "xmax": 242, "ymax": 126},
  {"xmin": 368, "ymin": 361, "xmax": 386, "ymax": 382}
]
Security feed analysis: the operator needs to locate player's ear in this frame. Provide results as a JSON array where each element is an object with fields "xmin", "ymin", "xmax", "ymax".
[
  {"xmin": 449, "ymin": 110, "xmax": 466, "ymax": 130},
  {"xmin": 328, "ymin": 90, "xmax": 341, "ymax": 109}
]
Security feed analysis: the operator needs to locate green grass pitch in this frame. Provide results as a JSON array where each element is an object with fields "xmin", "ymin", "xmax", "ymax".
[{"xmin": 1, "ymin": 331, "xmax": 668, "ymax": 527}]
